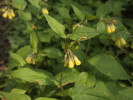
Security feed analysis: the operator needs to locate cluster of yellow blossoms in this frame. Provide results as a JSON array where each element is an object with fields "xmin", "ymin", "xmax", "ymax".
[
  {"xmin": 1, "ymin": 7, "xmax": 15, "ymax": 19},
  {"xmin": 26, "ymin": 53, "xmax": 37, "ymax": 65},
  {"xmin": 42, "ymin": 8, "xmax": 49, "ymax": 15},
  {"xmin": 115, "ymin": 36, "xmax": 126, "ymax": 48},
  {"xmin": 64, "ymin": 49, "xmax": 81, "ymax": 68},
  {"xmin": 106, "ymin": 24, "xmax": 116, "ymax": 33}
]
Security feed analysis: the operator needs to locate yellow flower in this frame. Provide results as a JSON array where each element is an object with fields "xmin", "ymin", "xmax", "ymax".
[
  {"xmin": 1, "ymin": 7, "xmax": 7, "ymax": 12},
  {"xmin": 2, "ymin": 8, "xmax": 15, "ymax": 19},
  {"xmin": 110, "ymin": 24, "xmax": 116, "ymax": 32},
  {"xmin": 8, "ymin": 13, "xmax": 13, "ymax": 19},
  {"xmin": 106, "ymin": 25, "xmax": 111, "ymax": 33},
  {"xmin": 72, "ymin": 25, "xmax": 76, "ymax": 30},
  {"xmin": 115, "ymin": 40, "xmax": 121, "ymax": 48},
  {"xmin": 64, "ymin": 59, "xmax": 68, "ymax": 67},
  {"xmin": 74, "ymin": 56, "xmax": 81, "ymax": 66},
  {"xmin": 120, "ymin": 37, "xmax": 126, "ymax": 45},
  {"xmin": 42, "ymin": 8, "xmax": 49, "ymax": 14},
  {"xmin": 26, "ymin": 56, "xmax": 32, "ymax": 64},
  {"xmin": 74, "ymin": 46, "xmax": 79, "ymax": 50},
  {"xmin": 68, "ymin": 58, "xmax": 74, "ymax": 68},
  {"xmin": 11, "ymin": 9, "xmax": 15, "ymax": 17},
  {"xmin": 32, "ymin": 58, "xmax": 37, "ymax": 65},
  {"xmin": 2, "ymin": 11, "xmax": 8, "ymax": 18},
  {"xmin": 131, "ymin": 43, "xmax": 133, "ymax": 49}
]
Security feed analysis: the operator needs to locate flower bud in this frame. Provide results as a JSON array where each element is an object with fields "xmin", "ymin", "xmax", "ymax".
[
  {"xmin": 1, "ymin": 7, "xmax": 7, "ymax": 12},
  {"xmin": 74, "ymin": 46, "xmax": 79, "ymax": 50},
  {"xmin": 74, "ymin": 56, "xmax": 81, "ymax": 66},
  {"xmin": 11, "ymin": 9, "xmax": 15, "ymax": 17},
  {"xmin": 2, "ymin": 12, "xmax": 8, "ymax": 18},
  {"xmin": 68, "ymin": 58, "xmax": 74, "ymax": 68},
  {"xmin": 120, "ymin": 37, "xmax": 126, "ymax": 45},
  {"xmin": 32, "ymin": 58, "xmax": 37, "ymax": 65},
  {"xmin": 64, "ymin": 59, "xmax": 68, "ymax": 67},
  {"xmin": 42, "ymin": 8, "xmax": 49, "ymax": 15},
  {"xmin": 26, "ymin": 56, "xmax": 32, "ymax": 64},
  {"xmin": 110, "ymin": 24, "xmax": 116, "ymax": 32},
  {"xmin": 115, "ymin": 40, "xmax": 121, "ymax": 47},
  {"xmin": 106, "ymin": 25, "xmax": 111, "ymax": 33}
]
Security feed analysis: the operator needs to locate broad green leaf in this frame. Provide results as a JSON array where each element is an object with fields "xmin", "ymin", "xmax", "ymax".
[
  {"xmin": 30, "ymin": 32, "xmax": 38, "ymax": 53},
  {"xmin": 69, "ymin": 27, "xmax": 99, "ymax": 40},
  {"xmin": 35, "ymin": 97, "xmax": 58, "ymax": 100},
  {"xmin": 117, "ymin": 87, "xmax": 133, "ymax": 100},
  {"xmin": 43, "ymin": 47, "xmax": 62, "ymax": 59},
  {"xmin": 86, "ymin": 14, "xmax": 97, "ymax": 20},
  {"xmin": 18, "ymin": 11, "xmax": 32, "ymax": 21},
  {"xmin": 55, "ymin": 68, "xmax": 80, "ymax": 85},
  {"xmin": 57, "ymin": 7, "xmax": 71, "ymax": 19},
  {"xmin": 88, "ymin": 54, "xmax": 130, "ymax": 80},
  {"xmin": 17, "ymin": 45, "xmax": 32, "ymax": 59},
  {"xmin": 68, "ymin": 81, "xmax": 111, "ymax": 100},
  {"xmin": 11, "ymin": 83, "xmax": 31, "ymax": 94},
  {"xmin": 28, "ymin": 0, "xmax": 41, "ymax": 8},
  {"xmin": 12, "ymin": 0, "xmax": 27, "ymax": 10},
  {"xmin": 72, "ymin": 5, "xmax": 85, "ymax": 21},
  {"xmin": 0, "ymin": 92, "xmax": 31, "ymax": 100},
  {"xmin": 97, "ymin": 21, "xmax": 106, "ymax": 33},
  {"xmin": 11, "ymin": 68, "xmax": 58, "ymax": 85},
  {"xmin": 10, "ymin": 52, "xmax": 26, "ymax": 67},
  {"xmin": 75, "ymin": 72, "xmax": 96, "ymax": 87},
  {"xmin": 44, "ymin": 14, "xmax": 66, "ymax": 38},
  {"xmin": 96, "ymin": 2, "xmax": 111, "ymax": 19}
]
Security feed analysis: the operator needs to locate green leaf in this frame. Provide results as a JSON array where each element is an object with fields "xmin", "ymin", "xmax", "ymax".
[
  {"xmin": 88, "ymin": 54, "xmax": 131, "ymax": 80},
  {"xmin": 18, "ymin": 11, "xmax": 32, "ymax": 21},
  {"xmin": 117, "ymin": 87, "xmax": 133, "ymax": 100},
  {"xmin": 28, "ymin": 0, "xmax": 41, "ymax": 8},
  {"xmin": 75, "ymin": 72, "xmax": 96, "ymax": 87},
  {"xmin": 11, "ymin": 68, "xmax": 58, "ymax": 85},
  {"xmin": 56, "ymin": 7, "xmax": 71, "ymax": 19},
  {"xmin": 10, "ymin": 52, "xmax": 26, "ymax": 67},
  {"xmin": 17, "ymin": 45, "xmax": 32, "ymax": 59},
  {"xmin": 86, "ymin": 14, "xmax": 97, "ymax": 20},
  {"xmin": 96, "ymin": 2, "xmax": 111, "ymax": 19},
  {"xmin": 0, "ymin": 92, "xmax": 31, "ymax": 100},
  {"xmin": 72, "ymin": 5, "xmax": 85, "ymax": 21},
  {"xmin": 30, "ymin": 32, "xmax": 38, "ymax": 53},
  {"xmin": 44, "ymin": 47, "xmax": 62, "ymax": 59},
  {"xmin": 97, "ymin": 21, "xmax": 106, "ymax": 33},
  {"xmin": 12, "ymin": 0, "xmax": 27, "ymax": 10},
  {"xmin": 35, "ymin": 97, "xmax": 58, "ymax": 100},
  {"xmin": 44, "ymin": 14, "xmax": 66, "ymax": 38},
  {"xmin": 11, "ymin": 83, "xmax": 31, "ymax": 94},
  {"xmin": 69, "ymin": 27, "xmax": 99, "ymax": 40},
  {"xmin": 68, "ymin": 81, "xmax": 111, "ymax": 100},
  {"xmin": 55, "ymin": 68, "xmax": 80, "ymax": 85}
]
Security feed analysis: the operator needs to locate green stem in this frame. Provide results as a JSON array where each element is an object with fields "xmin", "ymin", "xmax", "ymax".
[
  {"xmin": 81, "ymin": 39, "xmax": 91, "ymax": 71},
  {"xmin": 35, "ymin": 30, "xmax": 42, "ymax": 49},
  {"xmin": 60, "ymin": 66, "xmax": 65, "ymax": 100}
]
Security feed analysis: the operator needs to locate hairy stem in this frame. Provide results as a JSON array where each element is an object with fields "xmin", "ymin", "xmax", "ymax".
[
  {"xmin": 60, "ymin": 66, "xmax": 65, "ymax": 100},
  {"xmin": 81, "ymin": 39, "xmax": 91, "ymax": 71}
]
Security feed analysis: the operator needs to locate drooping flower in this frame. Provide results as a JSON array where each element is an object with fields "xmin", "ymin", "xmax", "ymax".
[
  {"xmin": 63, "ymin": 49, "xmax": 81, "ymax": 68},
  {"xmin": 106, "ymin": 24, "xmax": 116, "ymax": 33},
  {"xmin": 42, "ymin": 8, "xmax": 49, "ymax": 14},
  {"xmin": 74, "ymin": 56, "xmax": 81, "ymax": 66},
  {"xmin": 114, "ymin": 36, "xmax": 126, "ymax": 48},
  {"xmin": 26, "ymin": 53, "xmax": 37, "ymax": 65},
  {"xmin": 2, "ymin": 7, "xmax": 15, "ymax": 19}
]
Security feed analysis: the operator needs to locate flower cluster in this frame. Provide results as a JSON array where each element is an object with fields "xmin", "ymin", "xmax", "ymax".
[
  {"xmin": 106, "ymin": 24, "xmax": 116, "ymax": 33},
  {"xmin": 1, "ymin": 7, "xmax": 15, "ymax": 19},
  {"xmin": 42, "ymin": 8, "xmax": 49, "ymax": 15},
  {"xmin": 64, "ymin": 49, "xmax": 81, "ymax": 68},
  {"xmin": 131, "ymin": 43, "xmax": 133, "ymax": 49},
  {"xmin": 115, "ymin": 36, "xmax": 126, "ymax": 48},
  {"xmin": 26, "ymin": 53, "xmax": 37, "ymax": 65}
]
